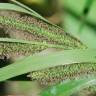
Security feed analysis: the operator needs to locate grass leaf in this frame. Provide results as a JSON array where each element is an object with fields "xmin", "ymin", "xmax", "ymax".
[
  {"xmin": 0, "ymin": 38, "xmax": 64, "ymax": 49},
  {"xmin": 0, "ymin": 3, "xmax": 33, "ymax": 15},
  {"xmin": 0, "ymin": 2, "xmax": 49, "ymax": 24},
  {"xmin": 10, "ymin": 0, "xmax": 47, "ymax": 22},
  {"xmin": 0, "ymin": 49, "xmax": 96, "ymax": 81}
]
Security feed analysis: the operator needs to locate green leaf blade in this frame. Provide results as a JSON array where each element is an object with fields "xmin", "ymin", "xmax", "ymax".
[{"xmin": 0, "ymin": 49, "xmax": 96, "ymax": 82}]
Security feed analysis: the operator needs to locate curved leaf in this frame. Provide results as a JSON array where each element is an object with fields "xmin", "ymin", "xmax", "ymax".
[
  {"xmin": 0, "ymin": 49, "xmax": 96, "ymax": 81},
  {"xmin": 10, "ymin": 0, "xmax": 47, "ymax": 22},
  {"xmin": 0, "ymin": 38, "xmax": 64, "ymax": 49}
]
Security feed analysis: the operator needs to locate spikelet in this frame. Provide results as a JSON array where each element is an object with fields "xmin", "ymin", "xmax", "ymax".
[
  {"xmin": 28, "ymin": 63, "xmax": 96, "ymax": 86},
  {"xmin": 0, "ymin": 10, "xmax": 86, "ymax": 49},
  {"xmin": 0, "ymin": 42, "xmax": 47, "ymax": 59}
]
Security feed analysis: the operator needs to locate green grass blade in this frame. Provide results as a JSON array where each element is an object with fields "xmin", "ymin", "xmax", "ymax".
[
  {"xmin": 0, "ymin": 3, "xmax": 33, "ymax": 15},
  {"xmin": 0, "ymin": 2, "xmax": 58, "ymax": 27},
  {"xmin": 0, "ymin": 38, "xmax": 64, "ymax": 49},
  {"xmin": 10, "ymin": 0, "xmax": 48, "ymax": 22},
  {"xmin": 0, "ymin": 3, "xmax": 48, "ymax": 23},
  {"xmin": 0, "ymin": 49, "xmax": 96, "ymax": 81}
]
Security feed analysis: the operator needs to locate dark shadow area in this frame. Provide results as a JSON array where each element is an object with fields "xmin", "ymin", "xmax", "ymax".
[
  {"xmin": 0, "ymin": 28, "xmax": 9, "ymax": 37},
  {"xmin": 0, "ymin": 82, "xmax": 6, "ymax": 96},
  {"xmin": 83, "ymin": 7, "xmax": 89, "ymax": 15},
  {"xmin": 0, "ymin": 0, "xmax": 8, "ymax": 3},
  {"xmin": 10, "ymin": 74, "xmax": 30, "ymax": 81},
  {"xmin": 0, "ymin": 55, "xmax": 13, "ymax": 68}
]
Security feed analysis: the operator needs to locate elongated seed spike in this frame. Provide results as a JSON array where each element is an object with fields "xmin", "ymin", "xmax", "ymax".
[
  {"xmin": 0, "ymin": 10, "xmax": 87, "ymax": 49},
  {"xmin": 29, "ymin": 63, "xmax": 96, "ymax": 86},
  {"xmin": 0, "ymin": 42, "xmax": 47, "ymax": 59}
]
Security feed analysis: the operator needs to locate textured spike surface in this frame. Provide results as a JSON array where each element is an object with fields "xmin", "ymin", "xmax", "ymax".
[
  {"xmin": 0, "ymin": 10, "xmax": 86, "ymax": 49},
  {"xmin": 0, "ymin": 42, "xmax": 47, "ymax": 59},
  {"xmin": 29, "ymin": 63, "xmax": 96, "ymax": 85}
]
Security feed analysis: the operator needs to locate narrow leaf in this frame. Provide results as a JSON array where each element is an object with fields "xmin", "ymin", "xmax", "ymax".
[{"xmin": 0, "ymin": 49, "xmax": 96, "ymax": 81}]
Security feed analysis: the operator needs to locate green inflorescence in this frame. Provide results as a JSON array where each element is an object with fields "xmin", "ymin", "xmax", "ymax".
[
  {"xmin": 0, "ymin": 42, "xmax": 47, "ymax": 58},
  {"xmin": 0, "ymin": 15, "xmax": 86, "ymax": 49},
  {"xmin": 30, "ymin": 63, "xmax": 96, "ymax": 85}
]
